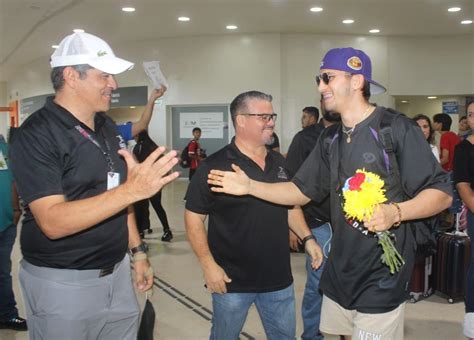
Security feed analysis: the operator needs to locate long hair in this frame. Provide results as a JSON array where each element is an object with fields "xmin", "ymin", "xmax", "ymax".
[{"xmin": 413, "ymin": 114, "xmax": 435, "ymax": 145}]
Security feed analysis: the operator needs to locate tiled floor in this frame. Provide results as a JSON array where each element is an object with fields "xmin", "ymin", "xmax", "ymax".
[{"xmin": 1, "ymin": 179, "xmax": 466, "ymax": 340}]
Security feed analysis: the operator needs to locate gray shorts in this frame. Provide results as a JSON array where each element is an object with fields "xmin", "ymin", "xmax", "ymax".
[{"xmin": 19, "ymin": 255, "xmax": 140, "ymax": 340}]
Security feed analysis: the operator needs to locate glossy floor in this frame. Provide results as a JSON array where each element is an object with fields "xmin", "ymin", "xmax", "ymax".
[{"xmin": 1, "ymin": 180, "xmax": 466, "ymax": 340}]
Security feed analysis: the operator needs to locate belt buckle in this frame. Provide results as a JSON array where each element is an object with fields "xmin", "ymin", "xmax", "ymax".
[{"xmin": 99, "ymin": 266, "xmax": 114, "ymax": 277}]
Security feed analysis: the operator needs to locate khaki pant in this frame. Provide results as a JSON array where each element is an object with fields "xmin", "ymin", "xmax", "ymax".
[{"xmin": 320, "ymin": 295, "xmax": 405, "ymax": 340}]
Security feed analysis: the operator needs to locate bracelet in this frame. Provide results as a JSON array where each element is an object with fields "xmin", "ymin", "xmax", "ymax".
[
  {"xmin": 132, "ymin": 252, "xmax": 148, "ymax": 262},
  {"xmin": 301, "ymin": 234, "xmax": 316, "ymax": 246},
  {"xmin": 391, "ymin": 202, "xmax": 402, "ymax": 227}
]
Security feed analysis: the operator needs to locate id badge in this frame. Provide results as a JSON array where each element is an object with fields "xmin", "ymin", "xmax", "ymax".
[
  {"xmin": 0, "ymin": 151, "xmax": 8, "ymax": 171},
  {"xmin": 107, "ymin": 172, "xmax": 120, "ymax": 190}
]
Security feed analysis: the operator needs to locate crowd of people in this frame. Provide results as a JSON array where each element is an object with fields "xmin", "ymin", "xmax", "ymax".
[{"xmin": 1, "ymin": 30, "xmax": 473, "ymax": 340}]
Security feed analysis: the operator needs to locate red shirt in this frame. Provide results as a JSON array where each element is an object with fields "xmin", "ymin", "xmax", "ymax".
[
  {"xmin": 440, "ymin": 131, "xmax": 461, "ymax": 171},
  {"xmin": 188, "ymin": 139, "xmax": 201, "ymax": 170}
]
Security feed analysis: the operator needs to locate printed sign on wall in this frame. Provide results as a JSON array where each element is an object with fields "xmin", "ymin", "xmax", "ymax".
[{"xmin": 180, "ymin": 112, "xmax": 224, "ymax": 139}]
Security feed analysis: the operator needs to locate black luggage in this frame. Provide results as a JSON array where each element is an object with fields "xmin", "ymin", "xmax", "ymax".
[{"xmin": 434, "ymin": 232, "xmax": 471, "ymax": 303}]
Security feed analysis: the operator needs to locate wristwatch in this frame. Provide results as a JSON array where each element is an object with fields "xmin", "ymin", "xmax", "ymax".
[{"xmin": 129, "ymin": 243, "xmax": 148, "ymax": 256}]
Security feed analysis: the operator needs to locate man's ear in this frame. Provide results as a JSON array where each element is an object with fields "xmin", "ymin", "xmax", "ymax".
[
  {"xmin": 235, "ymin": 114, "xmax": 246, "ymax": 128},
  {"xmin": 62, "ymin": 66, "xmax": 79, "ymax": 88},
  {"xmin": 351, "ymin": 74, "xmax": 365, "ymax": 91}
]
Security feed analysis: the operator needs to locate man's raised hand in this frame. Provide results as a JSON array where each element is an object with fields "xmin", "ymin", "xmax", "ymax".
[{"xmin": 119, "ymin": 146, "xmax": 180, "ymax": 202}]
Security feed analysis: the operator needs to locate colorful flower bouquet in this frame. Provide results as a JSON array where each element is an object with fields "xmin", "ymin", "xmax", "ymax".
[{"xmin": 342, "ymin": 169, "xmax": 405, "ymax": 274}]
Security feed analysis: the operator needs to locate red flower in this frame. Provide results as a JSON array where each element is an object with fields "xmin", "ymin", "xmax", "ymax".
[{"xmin": 348, "ymin": 172, "xmax": 366, "ymax": 191}]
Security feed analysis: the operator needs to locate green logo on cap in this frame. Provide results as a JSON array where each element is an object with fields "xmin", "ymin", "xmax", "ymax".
[{"xmin": 97, "ymin": 50, "xmax": 107, "ymax": 57}]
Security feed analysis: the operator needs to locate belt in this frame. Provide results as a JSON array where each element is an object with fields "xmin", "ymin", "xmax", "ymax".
[{"xmin": 20, "ymin": 258, "xmax": 124, "ymax": 281}]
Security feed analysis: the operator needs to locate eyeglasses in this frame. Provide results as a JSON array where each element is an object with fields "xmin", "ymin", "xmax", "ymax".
[
  {"xmin": 315, "ymin": 72, "xmax": 352, "ymax": 86},
  {"xmin": 240, "ymin": 113, "xmax": 278, "ymax": 122}
]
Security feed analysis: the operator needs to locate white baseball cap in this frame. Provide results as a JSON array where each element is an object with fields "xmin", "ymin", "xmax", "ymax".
[{"xmin": 50, "ymin": 32, "xmax": 134, "ymax": 74}]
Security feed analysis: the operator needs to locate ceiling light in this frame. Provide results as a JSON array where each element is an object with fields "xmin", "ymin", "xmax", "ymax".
[
  {"xmin": 52, "ymin": 45, "xmax": 59, "ymax": 49},
  {"xmin": 310, "ymin": 7, "xmax": 323, "ymax": 12},
  {"xmin": 226, "ymin": 25, "xmax": 238, "ymax": 30},
  {"xmin": 342, "ymin": 19, "xmax": 354, "ymax": 24},
  {"xmin": 369, "ymin": 29, "xmax": 380, "ymax": 33},
  {"xmin": 448, "ymin": 7, "xmax": 461, "ymax": 12},
  {"xmin": 73, "ymin": 29, "xmax": 84, "ymax": 33},
  {"xmin": 178, "ymin": 16, "xmax": 190, "ymax": 22},
  {"xmin": 427, "ymin": 96, "xmax": 437, "ymax": 99},
  {"xmin": 461, "ymin": 20, "xmax": 473, "ymax": 24},
  {"xmin": 401, "ymin": 100, "xmax": 409, "ymax": 103},
  {"xmin": 122, "ymin": 7, "xmax": 136, "ymax": 12},
  {"xmin": 129, "ymin": 106, "xmax": 136, "ymax": 109}
]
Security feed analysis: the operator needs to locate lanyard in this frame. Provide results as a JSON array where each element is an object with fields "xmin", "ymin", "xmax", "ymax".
[{"xmin": 74, "ymin": 125, "xmax": 115, "ymax": 172}]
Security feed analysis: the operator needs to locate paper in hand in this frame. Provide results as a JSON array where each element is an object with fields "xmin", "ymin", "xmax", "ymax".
[{"xmin": 143, "ymin": 61, "xmax": 169, "ymax": 89}]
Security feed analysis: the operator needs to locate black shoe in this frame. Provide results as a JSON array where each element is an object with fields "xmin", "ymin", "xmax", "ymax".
[
  {"xmin": 161, "ymin": 230, "xmax": 173, "ymax": 242},
  {"xmin": 0, "ymin": 316, "xmax": 28, "ymax": 331}
]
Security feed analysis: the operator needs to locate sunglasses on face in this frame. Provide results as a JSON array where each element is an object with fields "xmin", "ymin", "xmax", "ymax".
[
  {"xmin": 240, "ymin": 113, "xmax": 278, "ymax": 122},
  {"xmin": 315, "ymin": 72, "xmax": 352, "ymax": 86}
]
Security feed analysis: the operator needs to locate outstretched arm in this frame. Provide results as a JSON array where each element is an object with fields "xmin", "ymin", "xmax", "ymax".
[
  {"xmin": 131, "ymin": 86, "xmax": 167, "ymax": 137},
  {"xmin": 208, "ymin": 164, "xmax": 310, "ymax": 206}
]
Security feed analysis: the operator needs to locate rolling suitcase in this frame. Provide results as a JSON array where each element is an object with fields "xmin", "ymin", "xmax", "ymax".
[
  {"xmin": 434, "ymin": 232, "xmax": 471, "ymax": 303},
  {"xmin": 409, "ymin": 254, "xmax": 433, "ymax": 303}
]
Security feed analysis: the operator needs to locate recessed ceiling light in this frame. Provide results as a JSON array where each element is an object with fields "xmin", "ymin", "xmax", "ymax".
[
  {"xmin": 310, "ymin": 7, "xmax": 323, "ymax": 12},
  {"xmin": 427, "ymin": 96, "xmax": 437, "ymax": 99},
  {"xmin": 52, "ymin": 45, "xmax": 59, "ymax": 49},
  {"xmin": 401, "ymin": 100, "xmax": 409, "ymax": 103},
  {"xmin": 448, "ymin": 7, "xmax": 461, "ymax": 12},
  {"xmin": 342, "ymin": 19, "xmax": 354, "ymax": 24},
  {"xmin": 461, "ymin": 20, "xmax": 473, "ymax": 24},
  {"xmin": 369, "ymin": 29, "xmax": 380, "ymax": 33},
  {"xmin": 122, "ymin": 7, "xmax": 136, "ymax": 12},
  {"xmin": 73, "ymin": 29, "xmax": 84, "ymax": 33},
  {"xmin": 129, "ymin": 106, "xmax": 136, "ymax": 109},
  {"xmin": 178, "ymin": 16, "xmax": 190, "ymax": 22},
  {"xmin": 226, "ymin": 25, "xmax": 238, "ymax": 30}
]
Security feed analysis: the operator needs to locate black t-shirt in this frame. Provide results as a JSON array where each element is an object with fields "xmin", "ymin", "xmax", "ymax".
[
  {"xmin": 185, "ymin": 139, "xmax": 293, "ymax": 293},
  {"xmin": 453, "ymin": 139, "xmax": 474, "ymax": 189},
  {"xmin": 285, "ymin": 124, "xmax": 330, "ymax": 225},
  {"xmin": 10, "ymin": 97, "xmax": 128, "ymax": 269},
  {"xmin": 293, "ymin": 106, "xmax": 451, "ymax": 313}
]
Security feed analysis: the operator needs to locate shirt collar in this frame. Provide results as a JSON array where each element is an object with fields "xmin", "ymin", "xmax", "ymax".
[{"xmin": 45, "ymin": 96, "xmax": 107, "ymax": 131}]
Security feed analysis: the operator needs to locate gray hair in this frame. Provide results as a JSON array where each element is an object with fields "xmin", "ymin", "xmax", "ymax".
[
  {"xmin": 50, "ymin": 64, "xmax": 93, "ymax": 91},
  {"xmin": 229, "ymin": 90, "xmax": 273, "ymax": 125}
]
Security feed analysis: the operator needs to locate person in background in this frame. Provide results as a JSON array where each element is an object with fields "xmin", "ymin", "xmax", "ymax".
[
  {"xmin": 453, "ymin": 101, "xmax": 474, "ymax": 339},
  {"xmin": 0, "ymin": 135, "xmax": 27, "ymax": 331},
  {"xmin": 459, "ymin": 115, "xmax": 470, "ymax": 139},
  {"xmin": 133, "ymin": 130, "xmax": 173, "ymax": 242},
  {"xmin": 413, "ymin": 114, "xmax": 440, "ymax": 162},
  {"xmin": 116, "ymin": 86, "xmax": 167, "ymax": 141},
  {"xmin": 185, "ymin": 90, "xmax": 322, "ymax": 339},
  {"xmin": 433, "ymin": 113, "xmax": 461, "ymax": 172},
  {"xmin": 285, "ymin": 105, "xmax": 331, "ymax": 340},
  {"xmin": 9, "ymin": 31, "xmax": 179, "ymax": 339},
  {"xmin": 188, "ymin": 127, "xmax": 204, "ymax": 180}
]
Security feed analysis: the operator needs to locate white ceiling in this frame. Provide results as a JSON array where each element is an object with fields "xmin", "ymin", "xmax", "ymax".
[{"xmin": 1, "ymin": 0, "xmax": 473, "ymax": 81}]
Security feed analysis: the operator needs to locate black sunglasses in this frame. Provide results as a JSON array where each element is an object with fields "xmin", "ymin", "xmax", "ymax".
[{"xmin": 315, "ymin": 72, "xmax": 352, "ymax": 86}]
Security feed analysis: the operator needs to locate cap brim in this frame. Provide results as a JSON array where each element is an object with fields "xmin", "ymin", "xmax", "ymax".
[
  {"xmin": 369, "ymin": 80, "xmax": 386, "ymax": 95},
  {"xmin": 89, "ymin": 57, "xmax": 134, "ymax": 75}
]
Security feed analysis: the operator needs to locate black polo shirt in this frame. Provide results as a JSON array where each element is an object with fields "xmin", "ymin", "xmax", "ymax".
[
  {"xmin": 185, "ymin": 139, "xmax": 293, "ymax": 293},
  {"xmin": 10, "ymin": 97, "xmax": 128, "ymax": 269},
  {"xmin": 285, "ymin": 124, "xmax": 330, "ymax": 225},
  {"xmin": 293, "ymin": 107, "xmax": 451, "ymax": 313}
]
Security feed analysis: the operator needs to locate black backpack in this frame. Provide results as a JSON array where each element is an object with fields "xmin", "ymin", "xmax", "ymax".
[
  {"xmin": 324, "ymin": 107, "xmax": 438, "ymax": 255},
  {"xmin": 179, "ymin": 143, "xmax": 191, "ymax": 168}
]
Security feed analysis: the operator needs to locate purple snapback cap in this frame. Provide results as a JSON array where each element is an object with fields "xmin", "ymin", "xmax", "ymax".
[{"xmin": 320, "ymin": 47, "xmax": 386, "ymax": 94}]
